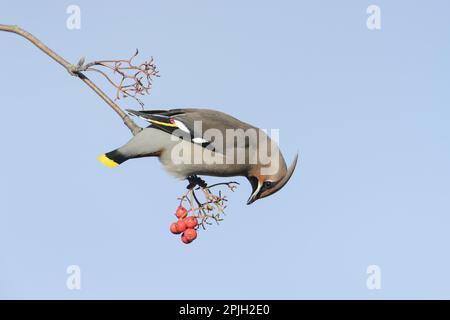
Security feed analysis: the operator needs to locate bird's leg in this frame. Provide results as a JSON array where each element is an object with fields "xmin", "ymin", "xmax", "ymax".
[{"xmin": 186, "ymin": 175, "xmax": 208, "ymax": 189}]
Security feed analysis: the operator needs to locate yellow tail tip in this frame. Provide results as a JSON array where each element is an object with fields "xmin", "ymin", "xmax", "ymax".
[{"xmin": 97, "ymin": 154, "xmax": 119, "ymax": 168}]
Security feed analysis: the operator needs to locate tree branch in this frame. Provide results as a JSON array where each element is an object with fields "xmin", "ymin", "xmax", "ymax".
[{"xmin": 0, "ymin": 24, "xmax": 142, "ymax": 136}]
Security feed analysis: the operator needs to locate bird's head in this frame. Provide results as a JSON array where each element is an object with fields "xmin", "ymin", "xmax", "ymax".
[{"xmin": 246, "ymin": 153, "xmax": 298, "ymax": 205}]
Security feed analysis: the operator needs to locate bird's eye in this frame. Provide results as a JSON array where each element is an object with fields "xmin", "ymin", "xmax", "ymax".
[{"xmin": 263, "ymin": 181, "xmax": 273, "ymax": 188}]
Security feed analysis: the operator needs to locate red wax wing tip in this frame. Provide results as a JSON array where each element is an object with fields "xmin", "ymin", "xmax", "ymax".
[{"xmin": 184, "ymin": 228, "xmax": 197, "ymax": 242}]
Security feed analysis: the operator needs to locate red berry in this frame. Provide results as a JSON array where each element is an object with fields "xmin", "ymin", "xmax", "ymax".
[
  {"xmin": 181, "ymin": 234, "xmax": 192, "ymax": 244},
  {"xmin": 170, "ymin": 223, "xmax": 181, "ymax": 234},
  {"xmin": 175, "ymin": 219, "xmax": 187, "ymax": 233},
  {"xmin": 184, "ymin": 228, "xmax": 197, "ymax": 242},
  {"xmin": 175, "ymin": 206, "xmax": 188, "ymax": 219},
  {"xmin": 184, "ymin": 216, "xmax": 198, "ymax": 229}
]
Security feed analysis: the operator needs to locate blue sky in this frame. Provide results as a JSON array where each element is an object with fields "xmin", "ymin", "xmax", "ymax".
[{"xmin": 1, "ymin": 0, "xmax": 450, "ymax": 299}]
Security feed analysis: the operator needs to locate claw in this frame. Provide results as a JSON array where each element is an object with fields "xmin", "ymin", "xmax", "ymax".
[{"xmin": 186, "ymin": 175, "xmax": 208, "ymax": 189}]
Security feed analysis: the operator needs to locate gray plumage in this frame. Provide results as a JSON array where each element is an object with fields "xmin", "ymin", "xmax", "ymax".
[{"xmin": 99, "ymin": 108, "xmax": 298, "ymax": 204}]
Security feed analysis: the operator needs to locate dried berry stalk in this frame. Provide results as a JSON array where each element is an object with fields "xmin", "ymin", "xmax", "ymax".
[
  {"xmin": 177, "ymin": 181, "xmax": 239, "ymax": 230},
  {"xmin": 79, "ymin": 49, "xmax": 160, "ymax": 107}
]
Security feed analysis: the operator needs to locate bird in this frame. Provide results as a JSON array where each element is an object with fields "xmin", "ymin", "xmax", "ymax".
[{"xmin": 98, "ymin": 108, "xmax": 298, "ymax": 204}]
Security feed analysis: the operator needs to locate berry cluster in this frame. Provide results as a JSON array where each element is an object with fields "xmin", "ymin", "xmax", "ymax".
[{"xmin": 170, "ymin": 206, "xmax": 198, "ymax": 244}]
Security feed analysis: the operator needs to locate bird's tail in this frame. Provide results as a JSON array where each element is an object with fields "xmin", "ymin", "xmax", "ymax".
[
  {"xmin": 97, "ymin": 150, "xmax": 128, "ymax": 168},
  {"xmin": 98, "ymin": 128, "xmax": 165, "ymax": 168}
]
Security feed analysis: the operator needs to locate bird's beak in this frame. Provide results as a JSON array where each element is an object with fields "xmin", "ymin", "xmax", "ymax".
[{"xmin": 246, "ymin": 176, "xmax": 262, "ymax": 205}]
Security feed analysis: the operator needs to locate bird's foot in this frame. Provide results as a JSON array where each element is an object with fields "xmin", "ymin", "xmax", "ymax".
[{"xmin": 186, "ymin": 175, "xmax": 208, "ymax": 189}]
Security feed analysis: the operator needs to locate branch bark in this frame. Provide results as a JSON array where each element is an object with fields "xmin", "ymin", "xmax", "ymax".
[{"xmin": 0, "ymin": 24, "xmax": 142, "ymax": 136}]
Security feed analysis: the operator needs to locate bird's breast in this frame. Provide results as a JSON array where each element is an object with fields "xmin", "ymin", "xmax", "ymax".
[{"xmin": 158, "ymin": 142, "xmax": 251, "ymax": 179}]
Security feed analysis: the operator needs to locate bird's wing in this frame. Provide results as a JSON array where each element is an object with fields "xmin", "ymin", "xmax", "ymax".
[{"xmin": 126, "ymin": 108, "xmax": 257, "ymax": 151}]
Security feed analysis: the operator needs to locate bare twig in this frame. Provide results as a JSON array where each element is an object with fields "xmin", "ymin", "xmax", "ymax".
[
  {"xmin": 206, "ymin": 181, "xmax": 240, "ymax": 190},
  {"xmin": 0, "ymin": 24, "xmax": 144, "ymax": 136}
]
